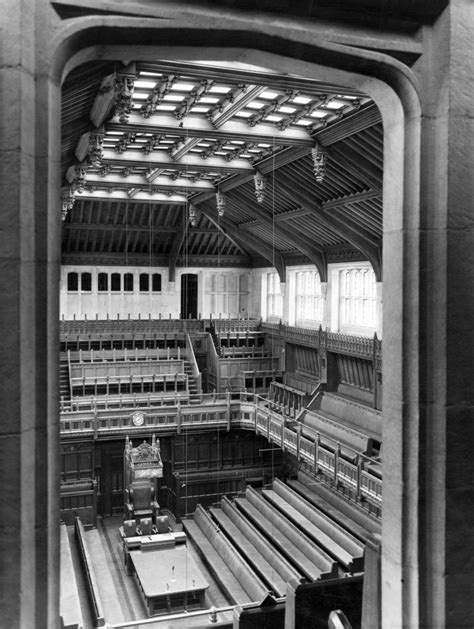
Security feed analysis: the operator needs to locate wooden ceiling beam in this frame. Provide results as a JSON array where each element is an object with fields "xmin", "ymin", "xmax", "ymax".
[
  {"xmin": 170, "ymin": 85, "xmax": 268, "ymax": 161},
  {"xmin": 230, "ymin": 190, "xmax": 327, "ymax": 280},
  {"xmin": 101, "ymin": 148, "xmax": 255, "ymax": 174},
  {"xmin": 200, "ymin": 204, "xmax": 286, "ymax": 282},
  {"xmin": 75, "ymin": 190, "xmax": 187, "ymax": 205},
  {"xmin": 276, "ymin": 175, "xmax": 382, "ymax": 280},
  {"xmin": 322, "ymin": 189, "xmax": 381, "ymax": 210},
  {"xmin": 136, "ymin": 60, "xmax": 366, "ymax": 96},
  {"xmin": 64, "ymin": 222, "xmax": 178, "ymax": 233},
  {"xmin": 84, "ymin": 173, "xmax": 215, "ymax": 192},
  {"xmin": 329, "ymin": 145, "xmax": 382, "ymax": 192},
  {"xmin": 106, "ymin": 114, "xmax": 314, "ymax": 147}
]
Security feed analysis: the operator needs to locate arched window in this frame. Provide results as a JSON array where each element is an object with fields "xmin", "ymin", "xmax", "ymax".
[
  {"xmin": 266, "ymin": 272, "xmax": 282, "ymax": 317},
  {"xmin": 67, "ymin": 272, "xmax": 78, "ymax": 292},
  {"xmin": 111, "ymin": 273, "xmax": 121, "ymax": 292},
  {"xmin": 98, "ymin": 273, "xmax": 108, "ymax": 292},
  {"xmin": 340, "ymin": 267, "xmax": 376, "ymax": 328},
  {"xmin": 152, "ymin": 273, "xmax": 162, "ymax": 292},
  {"xmin": 295, "ymin": 270, "xmax": 323, "ymax": 322},
  {"xmin": 80, "ymin": 272, "xmax": 91, "ymax": 292},
  {"xmin": 139, "ymin": 273, "xmax": 149, "ymax": 292},
  {"xmin": 124, "ymin": 273, "xmax": 134, "ymax": 292}
]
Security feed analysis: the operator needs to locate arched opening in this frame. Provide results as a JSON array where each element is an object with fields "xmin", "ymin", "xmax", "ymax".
[{"xmin": 6, "ymin": 12, "xmax": 425, "ymax": 628}]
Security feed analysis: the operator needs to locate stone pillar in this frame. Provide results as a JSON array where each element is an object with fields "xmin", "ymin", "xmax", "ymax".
[
  {"xmin": 375, "ymin": 281, "xmax": 383, "ymax": 338},
  {"xmin": 382, "ymin": 2, "xmax": 474, "ymax": 627},
  {"xmin": 416, "ymin": 1, "xmax": 474, "ymax": 626},
  {"xmin": 0, "ymin": 0, "xmax": 60, "ymax": 627}
]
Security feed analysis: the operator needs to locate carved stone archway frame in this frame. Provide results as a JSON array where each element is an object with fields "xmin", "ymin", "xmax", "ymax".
[{"xmin": 5, "ymin": 4, "xmax": 459, "ymax": 627}]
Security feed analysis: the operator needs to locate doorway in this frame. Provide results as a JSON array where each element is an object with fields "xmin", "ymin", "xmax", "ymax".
[{"xmin": 180, "ymin": 273, "xmax": 198, "ymax": 319}]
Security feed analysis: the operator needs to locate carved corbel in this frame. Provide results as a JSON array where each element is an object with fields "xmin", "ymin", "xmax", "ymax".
[
  {"xmin": 61, "ymin": 186, "xmax": 75, "ymax": 221},
  {"xmin": 115, "ymin": 74, "xmax": 135, "ymax": 124}
]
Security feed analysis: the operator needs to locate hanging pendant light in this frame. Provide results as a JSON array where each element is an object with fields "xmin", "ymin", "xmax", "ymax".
[
  {"xmin": 311, "ymin": 141, "xmax": 327, "ymax": 183},
  {"xmin": 188, "ymin": 203, "xmax": 198, "ymax": 227},
  {"xmin": 216, "ymin": 190, "xmax": 226, "ymax": 217},
  {"xmin": 253, "ymin": 170, "xmax": 266, "ymax": 203}
]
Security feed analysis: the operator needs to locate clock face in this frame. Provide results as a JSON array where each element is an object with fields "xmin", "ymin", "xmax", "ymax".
[{"xmin": 131, "ymin": 411, "xmax": 145, "ymax": 426}]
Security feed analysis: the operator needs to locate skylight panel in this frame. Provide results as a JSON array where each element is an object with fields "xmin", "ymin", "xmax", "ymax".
[
  {"xmin": 106, "ymin": 131, "xmax": 124, "ymax": 136},
  {"xmin": 247, "ymin": 101, "xmax": 265, "ymax": 110},
  {"xmin": 155, "ymin": 104, "xmax": 177, "ymax": 111},
  {"xmin": 133, "ymin": 93, "xmax": 148, "ymax": 100},
  {"xmin": 134, "ymin": 80, "xmax": 157, "ymax": 89},
  {"xmin": 139, "ymin": 71, "xmax": 162, "ymax": 77},
  {"xmin": 310, "ymin": 111, "xmax": 328, "ymax": 118},
  {"xmin": 260, "ymin": 90, "xmax": 279, "ymax": 99},
  {"xmin": 214, "ymin": 151, "xmax": 227, "ymax": 156},
  {"xmin": 132, "ymin": 103, "xmax": 141, "ymax": 109},
  {"xmin": 197, "ymin": 142, "xmax": 211, "ymax": 147},
  {"xmin": 278, "ymin": 106, "xmax": 296, "ymax": 114},
  {"xmin": 292, "ymin": 96, "xmax": 312, "ymax": 105},
  {"xmin": 163, "ymin": 94, "xmax": 184, "ymax": 102},
  {"xmin": 265, "ymin": 114, "xmax": 282, "ymax": 122},
  {"xmin": 326, "ymin": 100, "xmax": 345, "ymax": 109},
  {"xmin": 235, "ymin": 111, "xmax": 252, "ymax": 118},
  {"xmin": 258, "ymin": 143, "xmax": 271, "ymax": 148},
  {"xmin": 190, "ymin": 106, "xmax": 210, "ymax": 113},
  {"xmin": 209, "ymin": 86, "xmax": 232, "ymax": 94},
  {"xmin": 171, "ymin": 82, "xmax": 195, "ymax": 91},
  {"xmin": 200, "ymin": 97, "xmax": 220, "ymax": 103},
  {"xmin": 296, "ymin": 119, "xmax": 312, "ymax": 126},
  {"xmin": 230, "ymin": 140, "xmax": 245, "ymax": 144}
]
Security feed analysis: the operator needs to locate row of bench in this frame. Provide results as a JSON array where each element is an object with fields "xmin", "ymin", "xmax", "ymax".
[{"xmin": 183, "ymin": 479, "xmax": 367, "ymax": 607}]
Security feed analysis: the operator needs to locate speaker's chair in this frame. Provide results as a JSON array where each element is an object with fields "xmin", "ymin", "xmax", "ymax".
[{"xmin": 124, "ymin": 480, "xmax": 159, "ymax": 523}]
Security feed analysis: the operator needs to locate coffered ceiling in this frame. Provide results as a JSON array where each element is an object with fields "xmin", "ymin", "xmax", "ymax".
[{"xmin": 61, "ymin": 59, "xmax": 383, "ymax": 281}]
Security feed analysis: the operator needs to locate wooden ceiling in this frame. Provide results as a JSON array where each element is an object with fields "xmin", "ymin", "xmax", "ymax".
[{"xmin": 61, "ymin": 59, "xmax": 383, "ymax": 281}]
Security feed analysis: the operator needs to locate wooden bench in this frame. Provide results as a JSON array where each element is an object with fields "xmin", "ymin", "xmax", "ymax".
[{"xmin": 60, "ymin": 524, "xmax": 84, "ymax": 629}]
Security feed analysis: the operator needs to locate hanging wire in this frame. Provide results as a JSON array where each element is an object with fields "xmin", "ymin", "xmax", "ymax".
[{"xmin": 270, "ymin": 130, "xmax": 277, "ymax": 587}]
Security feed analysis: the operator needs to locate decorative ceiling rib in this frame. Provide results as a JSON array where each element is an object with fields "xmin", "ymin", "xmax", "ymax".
[{"xmin": 61, "ymin": 59, "xmax": 384, "ymax": 278}]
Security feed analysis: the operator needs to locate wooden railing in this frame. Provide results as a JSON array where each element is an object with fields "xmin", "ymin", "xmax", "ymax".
[
  {"xmin": 262, "ymin": 324, "xmax": 382, "ymax": 362},
  {"xmin": 60, "ymin": 392, "xmax": 382, "ymax": 518},
  {"xmin": 186, "ymin": 333, "xmax": 202, "ymax": 394},
  {"xmin": 66, "ymin": 346, "xmax": 182, "ymax": 362},
  {"xmin": 60, "ymin": 316, "xmax": 205, "ymax": 335}
]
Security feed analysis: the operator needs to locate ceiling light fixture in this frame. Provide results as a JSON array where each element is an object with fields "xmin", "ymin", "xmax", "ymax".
[
  {"xmin": 311, "ymin": 141, "xmax": 327, "ymax": 183},
  {"xmin": 254, "ymin": 171, "xmax": 266, "ymax": 203},
  {"xmin": 216, "ymin": 190, "xmax": 226, "ymax": 217},
  {"xmin": 188, "ymin": 203, "xmax": 198, "ymax": 227}
]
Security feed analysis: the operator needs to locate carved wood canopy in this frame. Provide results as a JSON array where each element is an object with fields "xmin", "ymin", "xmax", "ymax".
[
  {"xmin": 125, "ymin": 435, "xmax": 163, "ymax": 479},
  {"xmin": 61, "ymin": 59, "xmax": 383, "ymax": 280}
]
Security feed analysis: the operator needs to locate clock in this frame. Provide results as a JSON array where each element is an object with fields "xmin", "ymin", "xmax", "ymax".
[{"xmin": 131, "ymin": 411, "xmax": 145, "ymax": 426}]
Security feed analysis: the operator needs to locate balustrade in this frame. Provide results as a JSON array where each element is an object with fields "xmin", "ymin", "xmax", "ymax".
[
  {"xmin": 59, "ymin": 391, "xmax": 381, "ymax": 517},
  {"xmin": 261, "ymin": 323, "xmax": 382, "ymax": 363}
]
